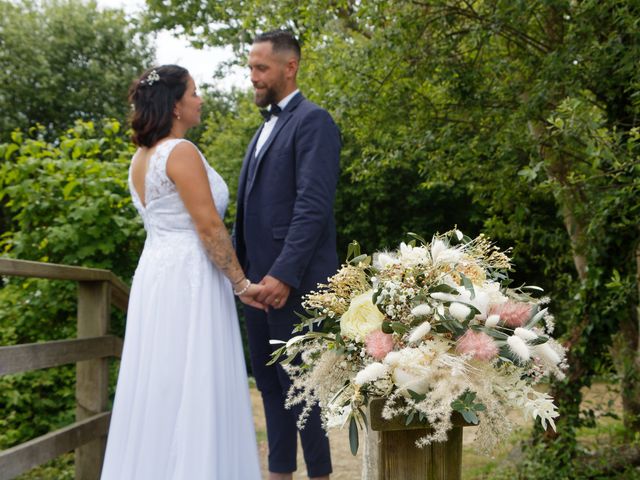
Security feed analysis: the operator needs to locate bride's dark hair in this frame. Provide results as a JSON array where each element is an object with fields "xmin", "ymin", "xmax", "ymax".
[{"xmin": 128, "ymin": 65, "xmax": 189, "ymax": 147}]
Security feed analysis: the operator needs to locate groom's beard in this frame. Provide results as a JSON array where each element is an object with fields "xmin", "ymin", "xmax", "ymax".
[{"xmin": 254, "ymin": 85, "xmax": 278, "ymax": 108}]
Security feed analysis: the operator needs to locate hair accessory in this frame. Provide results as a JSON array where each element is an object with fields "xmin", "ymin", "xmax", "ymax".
[{"xmin": 142, "ymin": 70, "xmax": 160, "ymax": 86}]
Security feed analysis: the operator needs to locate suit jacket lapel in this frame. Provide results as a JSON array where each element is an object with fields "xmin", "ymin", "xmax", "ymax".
[
  {"xmin": 246, "ymin": 93, "xmax": 305, "ymax": 195},
  {"xmin": 246, "ymin": 113, "xmax": 292, "ymax": 194}
]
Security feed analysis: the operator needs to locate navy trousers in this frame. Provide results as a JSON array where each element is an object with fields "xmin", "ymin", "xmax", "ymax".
[{"xmin": 244, "ymin": 296, "xmax": 332, "ymax": 477}]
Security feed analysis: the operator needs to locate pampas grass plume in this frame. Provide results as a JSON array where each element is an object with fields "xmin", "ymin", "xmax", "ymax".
[
  {"xmin": 507, "ymin": 335, "xmax": 531, "ymax": 362},
  {"xmin": 485, "ymin": 314, "xmax": 500, "ymax": 328},
  {"xmin": 514, "ymin": 327, "xmax": 537, "ymax": 341},
  {"xmin": 449, "ymin": 302, "xmax": 471, "ymax": 321},
  {"xmin": 534, "ymin": 342, "xmax": 561, "ymax": 366},
  {"xmin": 355, "ymin": 362, "xmax": 388, "ymax": 386},
  {"xmin": 411, "ymin": 303, "xmax": 432, "ymax": 317},
  {"xmin": 408, "ymin": 321, "xmax": 432, "ymax": 344}
]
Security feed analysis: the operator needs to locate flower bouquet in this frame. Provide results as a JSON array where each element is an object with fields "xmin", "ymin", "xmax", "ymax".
[{"xmin": 270, "ymin": 230, "xmax": 566, "ymax": 455}]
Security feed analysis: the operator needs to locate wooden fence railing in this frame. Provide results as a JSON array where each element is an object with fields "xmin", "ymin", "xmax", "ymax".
[{"xmin": 0, "ymin": 258, "xmax": 129, "ymax": 480}]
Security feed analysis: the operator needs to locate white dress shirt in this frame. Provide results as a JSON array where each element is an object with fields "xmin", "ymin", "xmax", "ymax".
[{"xmin": 254, "ymin": 89, "xmax": 300, "ymax": 156}]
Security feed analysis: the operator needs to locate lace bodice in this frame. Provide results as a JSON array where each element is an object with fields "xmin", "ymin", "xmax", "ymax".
[{"xmin": 128, "ymin": 139, "xmax": 229, "ymax": 234}]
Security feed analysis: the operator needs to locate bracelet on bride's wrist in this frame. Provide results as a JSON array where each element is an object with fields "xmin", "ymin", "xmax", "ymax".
[{"xmin": 233, "ymin": 278, "xmax": 251, "ymax": 296}]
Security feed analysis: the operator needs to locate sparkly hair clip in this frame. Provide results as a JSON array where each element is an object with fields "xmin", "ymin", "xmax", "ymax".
[{"xmin": 141, "ymin": 70, "xmax": 160, "ymax": 86}]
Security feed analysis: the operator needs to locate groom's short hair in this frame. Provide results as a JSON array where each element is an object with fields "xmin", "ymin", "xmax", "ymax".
[{"xmin": 253, "ymin": 30, "xmax": 301, "ymax": 60}]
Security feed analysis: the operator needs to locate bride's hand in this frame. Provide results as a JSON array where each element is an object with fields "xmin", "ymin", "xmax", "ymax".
[{"xmin": 239, "ymin": 283, "xmax": 268, "ymax": 311}]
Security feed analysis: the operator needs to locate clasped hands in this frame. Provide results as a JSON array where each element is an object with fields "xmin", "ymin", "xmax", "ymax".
[{"xmin": 238, "ymin": 275, "xmax": 291, "ymax": 311}]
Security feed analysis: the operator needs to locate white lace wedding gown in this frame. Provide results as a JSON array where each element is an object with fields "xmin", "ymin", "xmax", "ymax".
[{"xmin": 101, "ymin": 139, "xmax": 261, "ymax": 479}]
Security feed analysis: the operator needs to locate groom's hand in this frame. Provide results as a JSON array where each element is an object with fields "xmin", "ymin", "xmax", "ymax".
[{"xmin": 257, "ymin": 275, "xmax": 291, "ymax": 309}]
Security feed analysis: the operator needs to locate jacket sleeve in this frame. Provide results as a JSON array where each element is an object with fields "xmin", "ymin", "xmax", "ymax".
[{"xmin": 268, "ymin": 108, "xmax": 341, "ymax": 289}]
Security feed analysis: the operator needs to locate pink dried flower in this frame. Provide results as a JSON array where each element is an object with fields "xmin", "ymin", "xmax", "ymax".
[
  {"xmin": 489, "ymin": 301, "xmax": 532, "ymax": 328},
  {"xmin": 365, "ymin": 330, "xmax": 395, "ymax": 360},
  {"xmin": 456, "ymin": 330, "xmax": 499, "ymax": 361}
]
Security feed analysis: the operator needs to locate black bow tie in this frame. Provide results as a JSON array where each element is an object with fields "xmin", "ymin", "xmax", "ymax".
[{"xmin": 260, "ymin": 104, "xmax": 282, "ymax": 121}]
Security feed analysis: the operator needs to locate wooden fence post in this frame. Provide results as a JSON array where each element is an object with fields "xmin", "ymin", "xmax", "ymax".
[
  {"xmin": 364, "ymin": 398, "xmax": 468, "ymax": 480},
  {"xmin": 76, "ymin": 281, "xmax": 111, "ymax": 480}
]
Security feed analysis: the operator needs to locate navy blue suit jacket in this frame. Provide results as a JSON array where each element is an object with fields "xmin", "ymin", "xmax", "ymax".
[{"xmin": 234, "ymin": 92, "xmax": 341, "ymax": 293}]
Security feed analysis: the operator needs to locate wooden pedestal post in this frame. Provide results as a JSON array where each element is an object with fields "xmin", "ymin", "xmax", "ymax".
[{"xmin": 364, "ymin": 398, "xmax": 470, "ymax": 480}]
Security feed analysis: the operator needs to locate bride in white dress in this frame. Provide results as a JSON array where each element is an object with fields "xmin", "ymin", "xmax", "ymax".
[{"xmin": 101, "ymin": 65, "xmax": 263, "ymax": 479}]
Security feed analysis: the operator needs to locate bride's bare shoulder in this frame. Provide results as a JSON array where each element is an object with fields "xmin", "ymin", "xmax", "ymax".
[{"xmin": 166, "ymin": 140, "xmax": 205, "ymax": 177}]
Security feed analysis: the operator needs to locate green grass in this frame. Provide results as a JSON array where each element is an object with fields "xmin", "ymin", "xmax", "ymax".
[
  {"xmin": 462, "ymin": 425, "xmax": 532, "ymax": 480},
  {"xmin": 460, "ymin": 416, "xmax": 640, "ymax": 479}
]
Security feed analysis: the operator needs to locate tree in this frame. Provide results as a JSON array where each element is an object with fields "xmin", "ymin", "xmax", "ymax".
[
  {"xmin": 0, "ymin": 0, "xmax": 154, "ymax": 139},
  {"xmin": 145, "ymin": 0, "xmax": 640, "ymax": 473}
]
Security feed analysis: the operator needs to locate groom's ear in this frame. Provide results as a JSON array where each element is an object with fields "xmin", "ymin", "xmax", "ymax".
[{"xmin": 284, "ymin": 57, "xmax": 299, "ymax": 79}]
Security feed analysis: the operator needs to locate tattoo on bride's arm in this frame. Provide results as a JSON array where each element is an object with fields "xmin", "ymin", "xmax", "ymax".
[{"xmin": 200, "ymin": 228, "xmax": 244, "ymax": 282}]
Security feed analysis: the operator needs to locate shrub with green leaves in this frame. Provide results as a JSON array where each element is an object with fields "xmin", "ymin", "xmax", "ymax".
[{"xmin": 0, "ymin": 119, "xmax": 143, "ymax": 450}]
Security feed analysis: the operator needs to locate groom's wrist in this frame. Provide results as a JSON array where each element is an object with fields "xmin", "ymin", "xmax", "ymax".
[{"xmin": 267, "ymin": 267, "xmax": 299, "ymax": 291}]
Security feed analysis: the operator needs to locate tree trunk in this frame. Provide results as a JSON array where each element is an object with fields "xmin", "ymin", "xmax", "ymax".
[
  {"xmin": 528, "ymin": 118, "xmax": 592, "ymax": 440},
  {"xmin": 612, "ymin": 238, "xmax": 640, "ymax": 433}
]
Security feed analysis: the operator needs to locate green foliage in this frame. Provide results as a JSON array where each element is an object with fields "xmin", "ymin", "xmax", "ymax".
[
  {"xmin": 451, "ymin": 391, "xmax": 485, "ymax": 425},
  {"xmin": 146, "ymin": 0, "xmax": 640, "ymax": 471},
  {"xmin": 0, "ymin": 0, "xmax": 154, "ymax": 139},
  {"xmin": 0, "ymin": 365, "xmax": 75, "ymax": 450},
  {"xmin": 0, "ymin": 120, "xmax": 143, "ymax": 273},
  {"xmin": 16, "ymin": 454, "xmax": 74, "ymax": 480},
  {"xmin": 0, "ymin": 0, "xmax": 637, "ymax": 475},
  {"xmin": 197, "ymin": 88, "xmax": 263, "ymax": 227},
  {"xmin": 0, "ymin": 119, "xmax": 142, "ymax": 449}
]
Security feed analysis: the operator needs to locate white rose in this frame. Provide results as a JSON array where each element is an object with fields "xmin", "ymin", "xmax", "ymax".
[{"xmin": 340, "ymin": 290, "xmax": 385, "ymax": 342}]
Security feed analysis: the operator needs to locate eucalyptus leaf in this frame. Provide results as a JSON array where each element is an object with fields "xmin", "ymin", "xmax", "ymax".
[
  {"xmin": 480, "ymin": 327, "xmax": 510, "ymax": 340},
  {"xmin": 528, "ymin": 335, "xmax": 549, "ymax": 346},
  {"xmin": 407, "ymin": 232, "xmax": 428, "ymax": 245},
  {"xmin": 407, "ymin": 389, "xmax": 427, "ymax": 402},
  {"xmin": 405, "ymin": 411, "xmax": 415, "ymax": 425},
  {"xmin": 458, "ymin": 272, "xmax": 476, "ymax": 300},
  {"xmin": 527, "ymin": 307, "xmax": 548, "ymax": 329},
  {"xmin": 266, "ymin": 345, "xmax": 287, "ymax": 366},
  {"xmin": 391, "ymin": 321, "xmax": 409, "ymax": 335},
  {"xmin": 430, "ymin": 284, "xmax": 459, "ymax": 294},
  {"xmin": 461, "ymin": 410, "xmax": 479, "ymax": 424},
  {"xmin": 349, "ymin": 416, "xmax": 359, "ymax": 456},
  {"xmin": 350, "ymin": 253, "xmax": 371, "ymax": 265},
  {"xmin": 346, "ymin": 241, "xmax": 361, "ymax": 263},
  {"xmin": 358, "ymin": 407, "xmax": 369, "ymax": 432}
]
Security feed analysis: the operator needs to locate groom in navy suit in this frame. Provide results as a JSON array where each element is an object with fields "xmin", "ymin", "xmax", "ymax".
[{"xmin": 234, "ymin": 30, "xmax": 340, "ymax": 480}]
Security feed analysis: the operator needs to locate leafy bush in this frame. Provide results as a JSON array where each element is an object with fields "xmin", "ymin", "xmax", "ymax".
[{"xmin": 0, "ymin": 120, "xmax": 142, "ymax": 449}]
